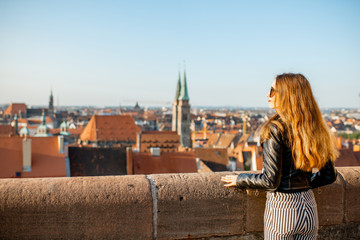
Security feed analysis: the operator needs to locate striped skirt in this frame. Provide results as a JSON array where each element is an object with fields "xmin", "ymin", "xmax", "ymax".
[{"xmin": 264, "ymin": 190, "xmax": 319, "ymax": 240}]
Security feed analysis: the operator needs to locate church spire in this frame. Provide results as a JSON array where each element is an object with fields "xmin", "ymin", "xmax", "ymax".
[
  {"xmin": 49, "ymin": 89, "xmax": 54, "ymax": 117},
  {"xmin": 41, "ymin": 109, "xmax": 46, "ymax": 125},
  {"xmin": 179, "ymin": 70, "xmax": 189, "ymax": 101},
  {"xmin": 172, "ymin": 69, "xmax": 191, "ymax": 148},
  {"xmin": 35, "ymin": 109, "xmax": 52, "ymax": 137},
  {"xmin": 49, "ymin": 89, "xmax": 54, "ymax": 106},
  {"xmin": 175, "ymin": 72, "xmax": 181, "ymax": 100}
]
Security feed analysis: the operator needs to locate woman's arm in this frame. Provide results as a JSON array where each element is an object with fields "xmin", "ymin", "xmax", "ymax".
[
  {"xmin": 222, "ymin": 125, "xmax": 283, "ymax": 190},
  {"xmin": 310, "ymin": 160, "xmax": 337, "ymax": 189}
]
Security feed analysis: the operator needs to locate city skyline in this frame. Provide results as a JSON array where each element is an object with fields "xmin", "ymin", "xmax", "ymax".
[{"xmin": 1, "ymin": 0, "xmax": 360, "ymax": 108}]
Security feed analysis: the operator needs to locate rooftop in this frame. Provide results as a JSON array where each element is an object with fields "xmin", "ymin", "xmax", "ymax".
[
  {"xmin": 80, "ymin": 115, "xmax": 140, "ymax": 142},
  {"xmin": 4, "ymin": 103, "xmax": 26, "ymax": 115},
  {"xmin": 0, "ymin": 136, "xmax": 66, "ymax": 178}
]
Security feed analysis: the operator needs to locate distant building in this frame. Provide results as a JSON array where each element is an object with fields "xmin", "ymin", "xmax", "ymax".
[
  {"xmin": 201, "ymin": 132, "xmax": 263, "ymax": 171},
  {"xmin": 26, "ymin": 108, "xmax": 46, "ymax": 118},
  {"xmin": 35, "ymin": 110, "xmax": 53, "ymax": 137},
  {"xmin": 79, "ymin": 115, "xmax": 141, "ymax": 147},
  {"xmin": 136, "ymin": 131, "xmax": 180, "ymax": 153},
  {"xmin": 204, "ymin": 133, "xmax": 241, "ymax": 151},
  {"xmin": 172, "ymin": 71, "xmax": 191, "ymax": 147},
  {"xmin": 49, "ymin": 90, "xmax": 54, "ymax": 118},
  {"xmin": 230, "ymin": 140, "xmax": 263, "ymax": 171},
  {"xmin": 0, "ymin": 135, "xmax": 67, "ymax": 178},
  {"xmin": 134, "ymin": 101, "xmax": 141, "ymax": 111},
  {"xmin": 4, "ymin": 103, "xmax": 27, "ymax": 119}
]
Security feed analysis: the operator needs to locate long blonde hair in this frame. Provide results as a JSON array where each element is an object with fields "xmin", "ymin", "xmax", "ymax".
[{"xmin": 260, "ymin": 73, "xmax": 339, "ymax": 171}]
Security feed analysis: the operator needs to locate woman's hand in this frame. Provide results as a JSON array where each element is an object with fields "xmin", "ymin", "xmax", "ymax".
[{"xmin": 221, "ymin": 175, "xmax": 237, "ymax": 187}]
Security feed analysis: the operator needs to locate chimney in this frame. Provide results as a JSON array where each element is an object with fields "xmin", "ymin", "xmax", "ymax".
[
  {"xmin": 251, "ymin": 148, "xmax": 257, "ymax": 171},
  {"xmin": 126, "ymin": 147, "xmax": 133, "ymax": 175},
  {"xmin": 150, "ymin": 147, "xmax": 160, "ymax": 156},
  {"xmin": 14, "ymin": 114, "xmax": 18, "ymax": 135},
  {"xmin": 58, "ymin": 135, "xmax": 64, "ymax": 153},
  {"xmin": 22, "ymin": 138, "xmax": 32, "ymax": 172},
  {"xmin": 137, "ymin": 132, "xmax": 141, "ymax": 152}
]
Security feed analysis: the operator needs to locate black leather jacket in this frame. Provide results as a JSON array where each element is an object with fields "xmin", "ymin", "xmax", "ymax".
[{"xmin": 236, "ymin": 123, "xmax": 337, "ymax": 192}]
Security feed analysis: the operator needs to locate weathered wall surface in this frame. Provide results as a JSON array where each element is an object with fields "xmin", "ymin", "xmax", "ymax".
[
  {"xmin": 68, "ymin": 147, "xmax": 127, "ymax": 176},
  {"xmin": 0, "ymin": 167, "xmax": 359, "ymax": 240}
]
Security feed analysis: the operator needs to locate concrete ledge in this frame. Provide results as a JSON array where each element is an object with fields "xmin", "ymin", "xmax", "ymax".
[
  {"xmin": 339, "ymin": 167, "xmax": 360, "ymax": 223},
  {"xmin": 0, "ymin": 176, "xmax": 153, "ymax": 240},
  {"xmin": 0, "ymin": 167, "xmax": 359, "ymax": 239},
  {"xmin": 153, "ymin": 173, "xmax": 244, "ymax": 239},
  {"xmin": 313, "ymin": 171, "xmax": 344, "ymax": 226}
]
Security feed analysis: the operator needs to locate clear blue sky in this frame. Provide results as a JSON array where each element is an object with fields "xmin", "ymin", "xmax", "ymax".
[{"xmin": 0, "ymin": 0, "xmax": 359, "ymax": 108}]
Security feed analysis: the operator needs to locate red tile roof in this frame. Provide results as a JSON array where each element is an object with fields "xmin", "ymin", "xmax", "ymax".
[
  {"xmin": 80, "ymin": 115, "xmax": 140, "ymax": 142},
  {"xmin": 4, "ymin": 103, "xmax": 26, "ymax": 115},
  {"xmin": 206, "ymin": 133, "xmax": 220, "ymax": 147},
  {"xmin": 27, "ymin": 117, "xmax": 53, "ymax": 125},
  {"xmin": 49, "ymin": 127, "xmax": 83, "ymax": 136},
  {"xmin": 19, "ymin": 125, "xmax": 37, "ymax": 130},
  {"xmin": 0, "ymin": 125, "xmax": 14, "ymax": 136},
  {"xmin": 223, "ymin": 130, "xmax": 241, "ymax": 135},
  {"xmin": 192, "ymin": 131, "xmax": 212, "ymax": 140},
  {"xmin": 345, "ymin": 119, "xmax": 355, "ymax": 123},
  {"xmin": 132, "ymin": 151, "xmax": 197, "ymax": 174},
  {"xmin": 238, "ymin": 134, "xmax": 250, "ymax": 143},
  {"xmin": 14, "ymin": 118, "xmax": 28, "ymax": 124},
  {"xmin": 195, "ymin": 148, "xmax": 228, "ymax": 166},
  {"xmin": 216, "ymin": 134, "xmax": 237, "ymax": 148},
  {"xmin": 335, "ymin": 149, "xmax": 360, "ymax": 167},
  {"xmin": 0, "ymin": 136, "xmax": 66, "ymax": 178},
  {"xmin": 123, "ymin": 112, "xmax": 141, "ymax": 117},
  {"xmin": 145, "ymin": 114, "xmax": 158, "ymax": 121},
  {"xmin": 68, "ymin": 128, "xmax": 84, "ymax": 136}
]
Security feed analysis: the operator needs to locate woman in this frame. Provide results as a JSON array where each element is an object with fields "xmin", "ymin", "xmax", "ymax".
[{"xmin": 221, "ymin": 73, "xmax": 339, "ymax": 240}]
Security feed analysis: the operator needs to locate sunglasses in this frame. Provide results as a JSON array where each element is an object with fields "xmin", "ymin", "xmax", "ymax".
[{"xmin": 269, "ymin": 87, "xmax": 276, "ymax": 98}]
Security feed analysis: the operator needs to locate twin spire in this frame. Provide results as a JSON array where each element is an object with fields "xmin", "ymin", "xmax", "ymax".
[{"xmin": 174, "ymin": 70, "xmax": 189, "ymax": 101}]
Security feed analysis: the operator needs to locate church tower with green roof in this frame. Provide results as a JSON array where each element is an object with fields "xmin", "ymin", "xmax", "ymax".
[
  {"xmin": 172, "ymin": 72, "xmax": 181, "ymax": 132},
  {"xmin": 172, "ymin": 70, "xmax": 191, "ymax": 147},
  {"xmin": 35, "ymin": 110, "xmax": 53, "ymax": 137}
]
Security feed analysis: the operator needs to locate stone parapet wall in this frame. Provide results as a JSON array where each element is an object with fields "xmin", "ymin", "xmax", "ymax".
[{"xmin": 0, "ymin": 167, "xmax": 359, "ymax": 239}]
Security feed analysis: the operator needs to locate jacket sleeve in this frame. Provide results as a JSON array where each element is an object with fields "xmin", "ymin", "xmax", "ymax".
[
  {"xmin": 236, "ymin": 126, "xmax": 283, "ymax": 190},
  {"xmin": 310, "ymin": 160, "xmax": 337, "ymax": 189}
]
